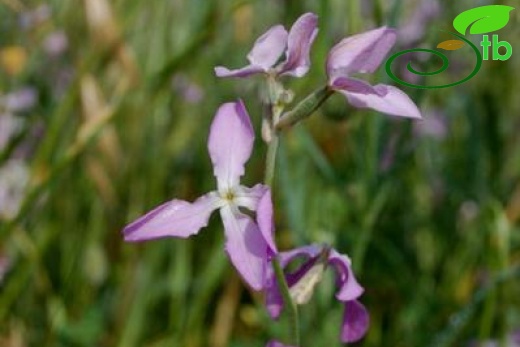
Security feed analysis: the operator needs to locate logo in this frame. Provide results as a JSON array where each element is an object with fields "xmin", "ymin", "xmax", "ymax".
[{"xmin": 386, "ymin": 5, "xmax": 515, "ymax": 89}]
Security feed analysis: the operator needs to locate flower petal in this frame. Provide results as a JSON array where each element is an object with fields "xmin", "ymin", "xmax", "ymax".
[
  {"xmin": 286, "ymin": 255, "xmax": 326, "ymax": 305},
  {"xmin": 123, "ymin": 192, "xmax": 222, "ymax": 242},
  {"xmin": 340, "ymin": 84, "xmax": 422, "ymax": 119},
  {"xmin": 220, "ymin": 205, "xmax": 268, "ymax": 291},
  {"xmin": 214, "ymin": 65, "xmax": 265, "ymax": 78},
  {"xmin": 278, "ymin": 12, "xmax": 319, "ymax": 77},
  {"xmin": 247, "ymin": 25, "xmax": 288, "ymax": 70},
  {"xmin": 341, "ymin": 300, "xmax": 370, "ymax": 343},
  {"xmin": 326, "ymin": 26, "xmax": 396, "ymax": 81},
  {"xmin": 234, "ymin": 183, "xmax": 269, "ymax": 211},
  {"xmin": 328, "ymin": 249, "xmax": 364, "ymax": 301},
  {"xmin": 256, "ymin": 189, "xmax": 278, "ymax": 254},
  {"xmin": 279, "ymin": 244, "xmax": 321, "ymax": 267},
  {"xmin": 265, "ymin": 245, "xmax": 324, "ymax": 318},
  {"xmin": 265, "ymin": 264, "xmax": 284, "ymax": 318},
  {"xmin": 214, "ymin": 25, "xmax": 287, "ymax": 78},
  {"xmin": 330, "ymin": 76, "xmax": 378, "ymax": 94},
  {"xmin": 208, "ymin": 100, "xmax": 255, "ymax": 191}
]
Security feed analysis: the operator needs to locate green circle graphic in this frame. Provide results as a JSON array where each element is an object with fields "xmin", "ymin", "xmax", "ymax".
[{"xmin": 385, "ymin": 31, "xmax": 483, "ymax": 89}]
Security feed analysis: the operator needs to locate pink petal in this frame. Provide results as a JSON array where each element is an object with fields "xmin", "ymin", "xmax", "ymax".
[
  {"xmin": 233, "ymin": 183, "xmax": 269, "ymax": 211},
  {"xmin": 265, "ymin": 264, "xmax": 284, "ymax": 318},
  {"xmin": 265, "ymin": 245, "xmax": 322, "ymax": 319},
  {"xmin": 214, "ymin": 25, "xmax": 287, "ymax": 78},
  {"xmin": 220, "ymin": 206, "xmax": 268, "ymax": 291},
  {"xmin": 208, "ymin": 100, "xmax": 255, "ymax": 191},
  {"xmin": 278, "ymin": 12, "xmax": 319, "ymax": 77},
  {"xmin": 247, "ymin": 25, "xmax": 288, "ymax": 70},
  {"xmin": 326, "ymin": 26, "xmax": 396, "ymax": 81},
  {"xmin": 328, "ymin": 250, "xmax": 364, "ymax": 301},
  {"xmin": 123, "ymin": 192, "xmax": 222, "ymax": 242},
  {"xmin": 279, "ymin": 244, "xmax": 321, "ymax": 267},
  {"xmin": 330, "ymin": 76, "xmax": 378, "ymax": 94},
  {"xmin": 214, "ymin": 65, "xmax": 265, "ymax": 78},
  {"xmin": 341, "ymin": 300, "xmax": 370, "ymax": 343},
  {"xmin": 340, "ymin": 84, "xmax": 422, "ymax": 119},
  {"xmin": 285, "ymin": 255, "xmax": 326, "ymax": 305},
  {"xmin": 256, "ymin": 189, "xmax": 278, "ymax": 254}
]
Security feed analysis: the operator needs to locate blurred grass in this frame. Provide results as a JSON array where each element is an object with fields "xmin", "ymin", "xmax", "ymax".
[{"xmin": 1, "ymin": 0, "xmax": 520, "ymax": 346}]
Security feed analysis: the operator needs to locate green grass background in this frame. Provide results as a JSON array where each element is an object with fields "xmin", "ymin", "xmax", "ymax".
[{"xmin": 1, "ymin": 0, "xmax": 519, "ymax": 346}]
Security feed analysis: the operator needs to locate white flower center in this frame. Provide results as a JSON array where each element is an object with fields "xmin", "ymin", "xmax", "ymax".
[{"xmin": 220, "ymin": 189, "xmax": 236, "ymax": 203}]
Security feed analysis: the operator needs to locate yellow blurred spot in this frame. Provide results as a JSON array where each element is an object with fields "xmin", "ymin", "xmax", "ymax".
[
  {"xmin": 239, "ymin": 305, "xmax": 260, "ymax": 327},
  {"xmin": 233, "ymin": 4, "xmax": 252, "ymax": 43},
  {"xmin": 0, "ymin": 46, "xmax": 27, "ymax": 76},
  {"xmin": 436, "ymin": 40, "xmax": 465, "ymax": 51},
  {"xmin": 455, "ymin": 271, "xmax": 474, "ymax": 303}
]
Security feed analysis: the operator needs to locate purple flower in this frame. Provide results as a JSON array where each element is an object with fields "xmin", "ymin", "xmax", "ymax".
[
  {"xmin": 123, "ymin": 100, "xmax": 270, "ymax": 290},
  {"xmin": 256, "ymin": 193, "xmax": 370, "ymax": 343},
  {"xmin": 398, "ymin": 0, "xmax": 441, "ymax": 46},
  {"xmin": 467, "ymin": 333, "xmax": 520, "ymax": 347},
  {"xmin": 0, "ymin": 159, "xmax": 30, "ymax": 219},
  {"xmin": 215, "ymin": 13, "xmax": 318, "ymax": 78},
  {"xmin": 172, "ymin": 74, "xmax": 205, "ymax": 103},
  {"xmin": 265, "ymin": 340, "xmax": 296, "ymax": 347},
  {"xmin": 43, "ymin": 30, "xmax": 68, "ymax": 57},
  {"xmin": 1, "ymin": 87, "xmax": 37, "ymax": 112},
  {"xmin": 0, "ymin": 113, "xmax": 22, "ymax": 152},
  {"xmin": 327, "ymin": 27, "xmax": 421, "ymax": 119},
  {"xmin": 413, "ymin": 108, "xmax": 447, "ymax": 139},
  {"xmin": 19, "ymin": 4, "xmax": 51, "ymax": 29}
]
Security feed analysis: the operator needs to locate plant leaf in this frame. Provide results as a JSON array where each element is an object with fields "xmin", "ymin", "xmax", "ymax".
[
  {"xmin": 453, "ymin": 5, "xmax": 515, "ymax": 35},
  {"xmin": 437, "ymin": 40, "xmax": 465, "ymax": 51}
]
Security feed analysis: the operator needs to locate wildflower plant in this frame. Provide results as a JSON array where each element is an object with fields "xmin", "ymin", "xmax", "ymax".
[{"xmin": 123, "ymin": 12, "xmax": 421, "ymax": 346}]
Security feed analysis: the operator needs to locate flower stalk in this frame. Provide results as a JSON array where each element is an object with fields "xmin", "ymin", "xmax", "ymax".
[
  {"xmin": 264, "ymin": 76, "xmax": 300, "ymax": 346},
  {"xmin": 275, "ymin": 86, "xmax": 333, "ymax": 130},
  {"xmin": 272, "ymin": 257, "xmax": 300, "ymax": 346}
]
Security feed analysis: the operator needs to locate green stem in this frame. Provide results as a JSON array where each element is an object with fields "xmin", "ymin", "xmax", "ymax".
[
  {"xmin": 264, "ymin": 84, "xmax": 300, "ymax": 346},
  {"xmin": 264, "ymin": 132, "xmax": 279, "ymax": 187},
  {"xmin": 275, "ymin": 86, "xmax": 333, "ymax": 130},
  {"xmin": 272, "ymin": 256, "xmax": 300, "ymax": 346}
]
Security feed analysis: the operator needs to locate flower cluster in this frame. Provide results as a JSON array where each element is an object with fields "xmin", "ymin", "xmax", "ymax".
[
  {"xmin": 123, "ymin": 12, "xmax": 421, "ymax": 346},
  {"xmin": 217, "ymin": 13, "xmax": 420, "ymax": 120}
]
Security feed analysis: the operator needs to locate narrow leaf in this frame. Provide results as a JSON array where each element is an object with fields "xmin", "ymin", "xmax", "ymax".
[{"xmin": 453, "ymin": 5, "xmax": 514, "ymax": 35}]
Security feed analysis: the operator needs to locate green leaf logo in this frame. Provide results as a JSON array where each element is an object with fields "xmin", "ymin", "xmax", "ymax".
[
  {"xmin": 437, "ymin": 39, "xmax": 465, "ymax": 51},
  {"xmin": 453, "ymin": 5, "xmax": 515, "ymax": 35}
]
